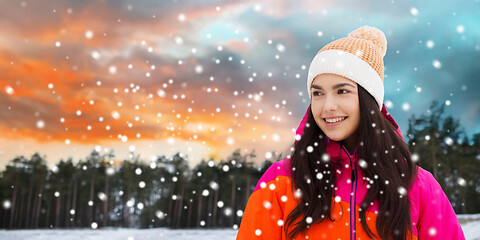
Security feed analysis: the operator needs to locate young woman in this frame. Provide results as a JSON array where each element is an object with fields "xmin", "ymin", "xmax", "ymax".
[{"xmin": 236, "ymin": 26, "xmax": 465, "ymax": 240}]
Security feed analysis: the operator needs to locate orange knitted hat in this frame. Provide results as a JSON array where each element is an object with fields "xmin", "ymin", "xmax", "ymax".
[{"xmin": 307, "ymin": 25, "xmax": 387, "ymax": 109}]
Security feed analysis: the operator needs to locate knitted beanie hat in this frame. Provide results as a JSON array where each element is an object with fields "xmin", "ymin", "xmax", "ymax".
[{"xmin": 307, "ymin": 25, "xmax": 387, "ymax": 109}]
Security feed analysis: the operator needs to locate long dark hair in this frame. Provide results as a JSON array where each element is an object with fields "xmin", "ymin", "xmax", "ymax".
[{"xmin": 284, "ymin": 85, "xmax": 418, "ymax": 240}]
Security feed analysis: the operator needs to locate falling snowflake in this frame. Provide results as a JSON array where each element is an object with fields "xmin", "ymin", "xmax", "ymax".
[
  {"xmin": 457, "ymin": 177, "xmax": 466, "ymax": 186},
  {"xmin": 410, "ymin": 7, "xmax": 419, "ymax": 16},
  {"xmin": 432, "ymin": 60, "xmax": 442, "ymax": 69},
  {"xmin": 307, "ymin": 146, "xmax": 314, "ymax": 153},
  {"xmin": 109, "ymin": 66, "xmax": 117, "ymax": 74},
  {"xmin": 195, "ymin": 65, "xmax": 203, "ymax": 74},
  {"xmin": 95, "ymin": 145, "xmax": 102, "ymax": 152},
  {"xmin": 208, "ymin": 160, "xmax": 215, "ymax": 167},
  {"xmin": 3, "ymin": 200, "xmax": 11, "ymax": 209},
  {"xmin": 224, "ymin": 207, "xmax": 232, "ymax": 216},
  {"xmin": 155, "ymin": 210, "xmax": 165, "ymax": 219},
  {"xmin": 322, "ymin": 153, "xmax": 330, "ymax": 162},
  {"xmin": 106, "ymin": 167, "xmax": 115, "ymax": 175},
  {"xmin": 174, "ymin": 36, "xmax": 183, "ymax": 45},
  {"xmin": 358, "ymin": 159, "xmax": 368, "ymax": 168},
  {"xmin": 385, "ymin": 100, "xmax": 394, "ymax": 109},
  {"xmin": 295, "ymin": 189, "xmax": 302, "ymax": 198},
  {"xmin": 98, "ymin": 192, "xmax": 107, "ymax": 201},
  {"xmin": 210, "ymin": 181, "xmax": 219, "ymax": 190},
  {"xmin": 36, "ymin": 120, "xmax": 45, "ymax": 129},
  {"xmin": 444, "ymin": 137, "xmax": 454, "ymax": 146},
  {"xmin": 85, "ymin": 30, "xmax": 94, "ymax": 39},
  {"xmin": 456, "ymin": 25, "xmax": 465, "ymax": 33},
  {"xmin": 157, "ymin": 89, "xmax": 166, "ymax": 98},
  {"xmin": 316, "ymin": 173, "xmax": 323, "ymax": 180},
  {"xmin": 426, "ymin": 40, "xmax": 434, "ymax": 49},
  {"xmin": 112, "ymin": 111, "xmax": 120, "ymax": 119},
  {"xmin": 149, "ymin": 162, "xmax": 156, "ymax": 169},
  {"xmin": 236, "ymin": 210, "xmax": 243, "ymax": 217},
  {"xmin": 202, "ymin": 189, "xmax": 209, "ymax": 196}
]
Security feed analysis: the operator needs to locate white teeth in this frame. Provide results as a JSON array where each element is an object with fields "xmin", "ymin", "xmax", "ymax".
[{"xmin": 325, "ymin": 117, "xmax": 346, "ymax": 123}]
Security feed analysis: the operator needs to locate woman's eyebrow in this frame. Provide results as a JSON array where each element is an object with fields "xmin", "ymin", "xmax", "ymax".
[{"xmin": 311, "ymin": 83, "xmax": 356, "ymax": 90}]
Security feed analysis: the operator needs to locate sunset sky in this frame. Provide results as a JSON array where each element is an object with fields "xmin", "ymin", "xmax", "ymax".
[{"xmin": 1, "ymin": 0, "xmax": 479, "ymax": 169}]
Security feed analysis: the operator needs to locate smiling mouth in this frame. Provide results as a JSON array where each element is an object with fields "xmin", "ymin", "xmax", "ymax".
[{"xmin": 323, "ymin": 116, "xmax": 348, "ymax": 123}]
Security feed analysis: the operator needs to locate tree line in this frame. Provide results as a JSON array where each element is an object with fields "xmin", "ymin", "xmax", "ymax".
[
  {"xmin": 407, "ymin": 101, "xmax": 480, "ymax": 214},
  {"xmin": 0, "ymin": 148, "xmax": 287, "ymax": 229},
  {"xmin": 0, "ymin": 101, "xmax": 479, "ymax": 229}
]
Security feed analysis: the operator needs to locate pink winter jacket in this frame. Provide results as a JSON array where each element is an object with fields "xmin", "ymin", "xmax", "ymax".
[{"xmin": 237, "ymin": 106, "xmax": 466, "ymax": 239}]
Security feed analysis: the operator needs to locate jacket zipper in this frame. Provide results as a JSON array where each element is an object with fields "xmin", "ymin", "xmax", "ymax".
[{"xmin": 342, "ymin": 146, "xmax": 357, "ymax": 240}]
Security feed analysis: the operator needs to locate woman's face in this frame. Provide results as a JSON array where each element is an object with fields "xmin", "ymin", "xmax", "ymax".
[{"xmin": 310, "ymin": 73, "xmax": 361, "ymax": 148}]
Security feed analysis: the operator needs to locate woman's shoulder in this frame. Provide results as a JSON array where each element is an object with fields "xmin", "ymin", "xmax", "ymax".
[
  {"xmin": 412, "ymin": 166, "xmax": 438, "ymax": 190},
  {"xmin": 253, "ymin": 158, "xmax": 292, "ymax": 192},
  {"xmin": 409, "ymin": 166, "xmax": 446, "ymax": 201}
]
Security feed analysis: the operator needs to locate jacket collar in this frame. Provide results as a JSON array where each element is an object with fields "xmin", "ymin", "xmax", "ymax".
[{"xmin": 324, "ymin": 136, "xmax": 358, "ymax": 163}]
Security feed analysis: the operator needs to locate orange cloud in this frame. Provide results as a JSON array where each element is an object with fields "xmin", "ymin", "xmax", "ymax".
[{"xmin": 0, "ymin": 0, "xmax": 302, "ymax": 166}]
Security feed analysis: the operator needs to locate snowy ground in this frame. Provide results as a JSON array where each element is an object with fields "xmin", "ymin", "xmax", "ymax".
[
  {"xmin": 458, "ymin": 213, "xmax": 480, "ymax": 240},
  {"xmin": 0, "ymin": 228, "xmax": 238, "ymax": 240},
  {"xmin": 1, "ymin": 215, "xmax": 479, "ymax": 240}
]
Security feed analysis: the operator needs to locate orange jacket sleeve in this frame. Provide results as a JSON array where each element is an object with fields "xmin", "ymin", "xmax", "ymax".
[{"xmin": 236, "ymin": 162, "xmax": 288, "ymax": 239}]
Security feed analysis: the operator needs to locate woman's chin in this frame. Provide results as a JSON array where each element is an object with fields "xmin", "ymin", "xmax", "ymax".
[{"xmin": 324, "ymin": 134, "xmax": 344, "ymax": 142}]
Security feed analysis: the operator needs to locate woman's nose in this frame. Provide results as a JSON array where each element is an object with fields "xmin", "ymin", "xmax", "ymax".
[{"xmin": 324, "ymin": 95, "xmax": 338, "ymax": 111}]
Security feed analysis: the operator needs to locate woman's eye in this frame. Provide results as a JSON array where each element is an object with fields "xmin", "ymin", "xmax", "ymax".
[
  {"xmin": 313, "ymin": 91, "xmax": 323, "ymax": 96},
  {"xmin": 338, "ymin": 89, "xmax": 349, "ymax": 94}
]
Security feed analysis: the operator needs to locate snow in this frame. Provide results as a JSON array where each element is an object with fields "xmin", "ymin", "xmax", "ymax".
[
  {"xmin": 457, "ymin": 213, "xmax": 480, "ymax": 220},
  {"xmin": 0, "ymin": 228, "xmax": 238, "ymax": 240},
  {"xmin": 1, "ymin": 216, "xmax": 479, "ymax": 240}
]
